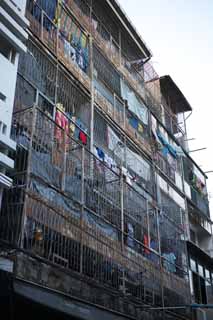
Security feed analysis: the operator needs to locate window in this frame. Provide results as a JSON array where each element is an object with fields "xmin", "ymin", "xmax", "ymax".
[
  {"xmin": 0, "ymin": 122, "xmax": 7, "ymax": 135},
  {"xmin": 190, "ymin": 258, "xmax": 197, "ymax": 272},
  {"xmin": 198, "ymin": 264, "xmax": 204, "ymax": 277},
  {"xmin": 205, "ymin": 269, "xmax": 211, "ymax": 282},
  {"xmin": 0, "ymin": 92, "xmax": 6, "ymax": 101},
  {"xmin": 192, "ymin": 272, "xmax": 207, "ymax": 304},
  {"xmin": 0, "ymin": 34, "xmax": 16, "ymax": 64},
  {"xmin": 38, "ymin": 94, "xmax": 54, "ymax": 116},
  {"xmin": 14, "ymin": 75, "xmax": 36, "ymax": 112},
  {"xmin": 2, "ymin": 124, "xmax": 7, "ymax": 135}
]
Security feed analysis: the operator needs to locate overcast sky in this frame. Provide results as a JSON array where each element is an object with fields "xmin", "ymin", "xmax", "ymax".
[{"xmin": 119, "ymin": 0, "xmax": 213, "ymax": 215}]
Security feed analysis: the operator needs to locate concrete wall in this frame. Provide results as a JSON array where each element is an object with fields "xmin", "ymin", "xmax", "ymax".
[{"xmin": 0, "ymin": 0, "xmax": 28, "ymax": 188}]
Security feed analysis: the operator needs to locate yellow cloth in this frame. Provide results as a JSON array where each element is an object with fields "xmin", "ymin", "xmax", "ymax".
[{"xmin": 138, "ymin": 123, "xmax": 144, "ymax": 133}]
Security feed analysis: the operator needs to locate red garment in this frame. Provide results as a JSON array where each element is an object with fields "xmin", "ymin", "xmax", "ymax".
[
  {"xmin": 55, "ymin": 110, "xmax": 69, "ymax": 147},
  {"xmin": 79, "ymin": 131, "xmax": 87, "ymax": 145},
  {"xmin": 143, "ymin": 234, "xmax": 150, "ymax": 254}
]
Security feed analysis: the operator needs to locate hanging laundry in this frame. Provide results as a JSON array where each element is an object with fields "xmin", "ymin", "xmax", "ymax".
[
  {"xmin": 157, "ymin": 130, "xmax": 177, "ymax": 159},
  {"xmin": 104, "ymin": 153, "xmax": 114, "ymax": 169},
  {"xmin": 121, "ymin": 79, "xmax": 148, "ymax": 125},
  {"xmin": 143, "ymin": 234, "xmax": 150, "ymax": 254},
  {"xmin": 92, "ymin": 18, "xmax": 98, "ymax": 30},
  {"xmin": 138, "ymin": 123, "xmax": 144, "ymax": 134},
  {"xmin": 162, "ymin": 253, "xmax": 176, "ymax": 273},
  {"xmin": 162, "ymin": 146, "xmax": 169, "ymax": 157},
  {"xmin": 55, "ymin": 105, "xmax": 69, "ymax": 142},
  {"xmin": 126, "ymin": 172, "xmax": 133, "ymax": 186},
  {"xmin": 95, "ymin": 147, "xmax": 105, "ymax": 161},
  {"xmin": 107, "ymin": 126, "xmax": 124, "ymax": 159},
  {"xmin": 79, "ymin": 131, "xmax": 87, "ymax": 145},
  {"xmin": 69, "ymin": 116, "xmax": 76, "ymax": 136},
  {"xmin": 127, "ymin": 223, "xmax": 134, "ymax": 248},
  {"xmin": 129, "ymin": 115, "xmax": 139, "ymax": 130},
  {"xmin": 74, "ymin": 118, "xmax": 87, "ymax": 141},
  {"xmin": 70, "ymin": 45, "xmax": 77, "ymax": 63}
]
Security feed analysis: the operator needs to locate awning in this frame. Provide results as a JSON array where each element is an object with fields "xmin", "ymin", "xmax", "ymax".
[{"xmin": 160, "ymin": 75, "xmax": 192, "ymax": 114}]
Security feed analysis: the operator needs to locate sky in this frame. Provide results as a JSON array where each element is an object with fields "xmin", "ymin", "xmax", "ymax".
[{"xmin": 119, "ymin": 0, "xmax": 213, "ymax": 215}]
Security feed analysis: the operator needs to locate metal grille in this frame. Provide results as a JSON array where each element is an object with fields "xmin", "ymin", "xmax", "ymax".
[
  {"xmin": 18, "ymin": 40, "xmax": 57, "ymax": 102},
  {"xmin": 93, "ymin": 45, "xmax": 121, "ymax": 97},
  {"xmin": 0, "ymin": 107, "xmax": 191, "ymax": 319}
]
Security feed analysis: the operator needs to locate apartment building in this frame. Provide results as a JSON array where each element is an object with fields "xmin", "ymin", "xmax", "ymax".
[
  {"xmin": 0, "ymin": 0, "xmax": 28, "ymax": 206},
  {"xmin": 0, "ymin": 1, "xmax": 212, "ymax": 320}
]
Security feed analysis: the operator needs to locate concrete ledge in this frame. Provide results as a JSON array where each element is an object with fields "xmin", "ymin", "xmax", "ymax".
[{"xmin": 14, "ymin": 279, "xmax": 132, "ymax": 320}]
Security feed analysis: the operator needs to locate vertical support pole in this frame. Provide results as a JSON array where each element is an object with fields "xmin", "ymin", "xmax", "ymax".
[
  {"xmin": 41, "ymin": 10, "xmax": 44, "ymax": 41},
  {"xmin": 61, "ymin": 129, "xmax": 66, "ymax": 191},
  {"xmin": 146, "ymin": 199, "xmax": 150, "ymax": 248},
  {"xmin": 79, "ymin": 146, "xmax": 85, "ymax": 274},
  {"xmin": 55, "ymin": 0, "xmax": 60, "ymax": 56},
  {"xmin": 153, "ymin": 169, "xmax": 164, "ymax": 310},
  {"xmin": 110, "ymin": 35, "xmax": 112, "ymax": 60},
  {"xmin": 180, "ymin": 155, "xmax": 190, "ymax": 240},
  {"xmin": 123, "ymin": 99, "xmax": 126, "ymax": 131},
  {"xmin": 118, "ymin": 28, "xmax": 121, "ymax": 67},
  {"xmin": 120, "ymin": 169, "xmax": 125, "ymax": 294},
  {"xmin": 113, "ymin": 93, "xmax": 116, "ymax": 121},
  {"xmin": 89, "ymin": 0, "xmax": 92, "ymax": 34},
  {"xmin": 156, "ymin": 208, "xmax": 161, "ymax": 255},
  {"xmin": 89, "ymin": 35, "xmax": 94, "ymax": 155},
  {"xmin": 120, "ymin": 172, "xmax": 124, "ymax": 251},
  {"xmin": 81, "ymin": 146, "xmax": 85, "ymax": 206},
  {"xmin": 20, "ymin": 104, "xmax": 37, "ymax": 248}
]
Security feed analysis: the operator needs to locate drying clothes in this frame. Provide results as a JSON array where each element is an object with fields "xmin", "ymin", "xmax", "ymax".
[
  {"xmin": 79, "ymin": 131, "xmax": 87, "ymax": 145},
  {"xmin": 69, "ymin": 116, "xmax": 76, "ymax": 136},
  {"xmin": 143, "ymin": 234, "xmax": 150, "ymax": 254},
  {"xmin": 126, "ymin": 174, "xmax": 133, "ymax": 186},
  {"xmin": 157, "ymin": 131, "xmax": 177, "ymax": 159},
  {"xmin": 70, "ymin": 45, "xmax": 77, "ymax": 63},
  {"xmin": 74, "ymin": 118, "xmax": 87, "ymax": 141},
  {"xmin": 95, "ymin": 147, "xmax": 105, "ymax": 161},
  {"xmin": 107, "ymin": 126, "xmax": 124, "ymax": 159},
  {"xmin": 162, "ymin": 146, "xmax": 169, "ymax": 157},
  {"xmin": 121, "ymin": 79, "xmax": 148, "ymax": 125},
  {"xmin": 150, "ymin": 240, "xmax": 158, "ymax": 251},
  {"xmin": 129, "ymin": 115, "xmax": 139, "ymax": 130},
  {"xmin": 162, "ymin": 253, "xmax": 176, "ymax": 273},
  {"xmin": 55, "ymin": 108, "xmax": 69, "ymax": 143},
  {"xmin": 126, "ymin": 148, "xmax": 151, "ymax": 181},
  {"xmin": 104, "ymin": 153, "xmax": 114, "ymax": 169},
  {"xmin": 127, "ymin": 223, "xmax": 134, "ymax": 248},
  {"xmin": 138, "ymin": 123, "xmax": 144, "ymax": 134},
  {"xmin": 92, "ymin": 18, "xmax": 98, "ymax": 30}
]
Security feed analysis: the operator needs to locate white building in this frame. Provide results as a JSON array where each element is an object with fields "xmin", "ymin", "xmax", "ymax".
[{"xmin": 0, "ymin": 0, "xmax": 28, "ymax": 206}]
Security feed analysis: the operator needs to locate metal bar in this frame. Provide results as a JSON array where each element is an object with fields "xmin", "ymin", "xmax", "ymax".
[
  {"xmin": 19, "ymin": 104, "xmax": 37, "ymax": 248},
  {"xmin": 89, "ymin": 35, "xmax": 94, "ymax": 154}
]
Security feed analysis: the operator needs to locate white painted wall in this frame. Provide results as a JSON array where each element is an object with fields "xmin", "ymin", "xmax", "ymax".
[
  {"xmin": 0, "ymin": 53, "xmax": 18, "ymax": 139},
  {"xmin": 0, "ymin": 0, "xmax": 28, "ymax": 189}
]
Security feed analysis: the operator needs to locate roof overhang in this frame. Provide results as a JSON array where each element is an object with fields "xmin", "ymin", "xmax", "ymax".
[
  {"xmin": 107, "ymin": 0, "xmax": 152, "ymax": 58},
  {"xmin": 160, "ymin": 75, "xmax": 192, "ymax": 113}
]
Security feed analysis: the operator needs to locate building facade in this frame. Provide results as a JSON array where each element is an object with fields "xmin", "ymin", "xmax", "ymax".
[
  {"xmin": 0, "ymin": 0, "xmax": 28, "ymax": 206},
  {"xmin": 0, "ymin": 1, "xmax": 212, "ymax": 320}
]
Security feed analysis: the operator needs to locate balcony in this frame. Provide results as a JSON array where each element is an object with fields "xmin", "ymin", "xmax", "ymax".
[
  {"xmin": 26, "ymin": 0, "xmax": 91, "ymax": 91},
  {"xmin": 154, "ymin": 152, "xmax": 175, "ymax": 183},
  {"xmin": 62, "ymin": 0, "xmax": 164, "ymax": 122},
  {"xmin": 191, "ymin": 186, "xmax": 209, "ymax": 217},
  {"xmin": 183, "ymin": 157, "xmax": 209, "ymax": 217},
  {"xmin": 0, "ymin": 107, "xmax": 191, "ymax": 319}
]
